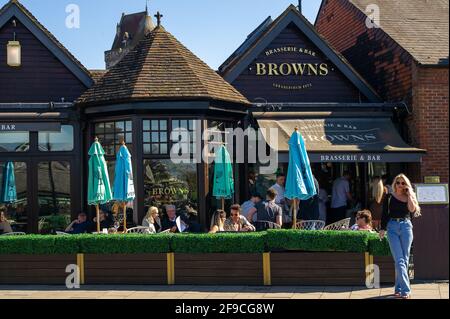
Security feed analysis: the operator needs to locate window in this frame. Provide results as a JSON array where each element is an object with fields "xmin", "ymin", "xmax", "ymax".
[
  {"xmin": 38, "ymin": 125, "xmax": 74, "ymax": 152},
  {"xmin": 143, "ymin": 159, "xmax": 198, "ymax": 213},
  {"xmin": 172, "ymin": 119, "xmax": 197, "ymax": 156},
  {"xmin": 37, "ymin": 161, "xmax": 71, "ymax": 234},
  {"xmin": 95, "ymin": 120, "xmax": 132, "ymax": 156},
  {"xmin": 143, "ymin": 120, "xmax": 168, "ymax": 155},
  {"xmin": 0, "ymin": 162, "xmax": 28, "ymax": 233},
  {"xmin": 0, "ymin": 132, "xmax": 29, "ymax": 152}
]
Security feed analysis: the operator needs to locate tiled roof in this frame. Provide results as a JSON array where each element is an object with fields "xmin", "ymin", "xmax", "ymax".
[
  {"xmin": 111, "ymin": 11, "xmax": 154, "ymax": 51},
  {"xmin": 0, "ymin": 0, "xmax": 92, "ymax": 78},
  {"xmin": 78, "ymin": 26, "xmax": 250, "ymax": 106},
  {"xmin": 89, "ymin": 70, "xmax": 107, "ymax": 83},
  {"xmin": 349, "ymin": 0, "xmax": 449, "ymax": 65}
]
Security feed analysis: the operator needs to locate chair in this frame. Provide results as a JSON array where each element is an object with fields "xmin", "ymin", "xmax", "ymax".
[
  {"xmin": 253, "ymin": 220, "xmax": 282, "ymax": 231},
  {"xmin": 295, "ymin": 220, "xmax": 325, "ymax": 230},
  {"xmin": 1, "ymin": 232, "xmax": 26, "ymax": 236},
  {"xmin": 323, "ymin": 218, "xmax": 351, "ymax": 231},
  {"xmin": 56, "ymin": 231, "xmax": 71, "ymax": 236},
  {"xmin": 126, "ymin": 226, "xmax": 153, "ymax": 234}
]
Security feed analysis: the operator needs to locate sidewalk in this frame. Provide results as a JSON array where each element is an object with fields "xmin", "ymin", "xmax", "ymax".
[{"xmin": 0, "ymin": 282, "xmax": 448, "ymax": 299}]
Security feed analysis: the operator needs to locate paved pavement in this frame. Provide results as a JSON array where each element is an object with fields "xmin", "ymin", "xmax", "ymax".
[{"xmin": 0, "ymin": 282, "xmax": 448, "ymax": 299}]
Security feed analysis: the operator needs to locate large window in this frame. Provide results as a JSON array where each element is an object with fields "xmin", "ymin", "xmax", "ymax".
[
  {"xmin": 0, "ymin": 132, "xmax": 29, "ymax": 152},
  {"xmin": 95, "ymin": 120, "xmax": 132, "ymax": 156},
  {"xmin": 0, "ymin": 162, "xmax": 28, "ymax": 233},
  {"xmin": 38, "ymin": 125, "xmax": 74, "ymax": 152},
  {"xmin": 143, "ymin": 120, "xmax": 168, "ymax": 155},
  {"xmin": 143, "ymin": 159, "xmax": 198, "ymax": 214},
  {"xmin": 37, "ymin": 161, "xmax": 71, "ymax": 234}
]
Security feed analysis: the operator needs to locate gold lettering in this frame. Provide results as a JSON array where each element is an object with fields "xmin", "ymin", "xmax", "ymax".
[
  {"xmin": 307, "ymin": 63, "xmax": 319, "ymax": 75},
  {"xmin": 291, "ymin": 63, "xmax": 307, "ymax": 75},
  {"xmin": 319, "ymin": 63, "xmax": 329, "ymax": 76},
  {"xmin": 268, "ymin": 63, "xmax": 279, "ymax": 76},
  {"xmin": 279, "ymin": 63, "xmax": 292, "ymax": 76},
  {"xmin": 256, "ymin": 63, "xmax": 266, "ymax": 76}
]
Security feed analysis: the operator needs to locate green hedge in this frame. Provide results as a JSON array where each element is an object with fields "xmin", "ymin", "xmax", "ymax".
[
  {"xmin": 171, "ymin": 232, "xmax": 266, "ymax": 253},
  {"xmin": 367, "ymin": 234, "xmax": 392, "ymax": 256},
  {"xmin": 266, "ymin": 230, "xmax": 369, "ymax": 253},
  {"xmin": 0, "ymin": 231, "xmax": 391, "ymax": 255}
]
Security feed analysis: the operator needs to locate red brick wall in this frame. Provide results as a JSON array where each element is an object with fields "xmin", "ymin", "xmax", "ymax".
[
  {"xmin": 409, "ymin": 66, "xmax": 449, "ymax": 183},
  {"xmin": 315, "ymin": 0, "xmax": 414, "ymax": 103}
]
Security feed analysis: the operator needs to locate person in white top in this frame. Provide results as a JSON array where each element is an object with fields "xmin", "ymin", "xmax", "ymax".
[
  {"xmin": 271, "ymin": 173, "xmax": 286, "ymax": 206},
  {"xmin": 142, "ymin": 206, "xmax": 161, "ymax": 233},
  {"xmin": 330, "ymin": 171, "xmax": 353, "ymax": 224}
]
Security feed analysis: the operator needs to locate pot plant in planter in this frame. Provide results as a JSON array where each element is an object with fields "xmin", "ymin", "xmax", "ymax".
[{"xmin": 39, "ymin": 215, "xmax": 71, "ymax": 234}]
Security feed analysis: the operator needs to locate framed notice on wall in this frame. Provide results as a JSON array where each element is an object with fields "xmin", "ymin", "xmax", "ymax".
[{"xmin": 415, "ymin": 184, "xmax": 449, "ymax": 205}]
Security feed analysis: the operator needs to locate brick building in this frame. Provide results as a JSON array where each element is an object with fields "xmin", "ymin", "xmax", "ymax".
[{"xmin": 315, "ymin": 0, "xmax": 449, "ymax": 183}]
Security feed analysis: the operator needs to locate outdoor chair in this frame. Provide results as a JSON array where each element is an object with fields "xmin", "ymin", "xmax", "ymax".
[
  {"xmin": 126, "ymin": 226, "xmax": 153, "ymax": 234},
  {"xmin": 1, "ymin": 232, "xmax": 26, "ymax": 236},
  {"xmin": 253, "ymin": 220, "xmax": 282, "ymax": 231},
  {"xmin": 295, "ymin": 220, "xmax": 325, "ymax": 230},
  {"xmin": 56, "ymin": 231, "xmax": 71, "ymax": 236},
  {"xmin": 323, "ymin": 218, "xmax": 351, "ymax": 231}
]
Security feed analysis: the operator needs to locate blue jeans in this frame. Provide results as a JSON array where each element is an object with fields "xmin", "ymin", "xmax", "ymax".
[{"xmin": 387, "ymin": 219, "xmax": 414, "ymax": 296}]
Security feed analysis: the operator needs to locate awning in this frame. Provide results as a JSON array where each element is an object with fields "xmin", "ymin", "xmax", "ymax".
[{"xmin": 256, "ymin": 115, "xmax": 426, "ymax": 163}]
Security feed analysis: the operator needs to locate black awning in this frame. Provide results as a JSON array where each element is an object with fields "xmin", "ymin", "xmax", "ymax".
[{"xmin": 256, "ymin": 116, "xmax": 426, "ymax": 163}]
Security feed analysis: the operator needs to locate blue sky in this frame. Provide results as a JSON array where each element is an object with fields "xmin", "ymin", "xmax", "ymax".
[{"xmin": 2, "ymin": 0, "xmax": 322, "ymax": 70}]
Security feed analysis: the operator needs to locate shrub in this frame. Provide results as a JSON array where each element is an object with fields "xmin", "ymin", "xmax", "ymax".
[
  {"xmin": 265, "ymin": 230, "xmax": 369, "ymax": 253},
  {"xmin": 367, "ymin": 233, "xmax": 392, "ymax": 256}
]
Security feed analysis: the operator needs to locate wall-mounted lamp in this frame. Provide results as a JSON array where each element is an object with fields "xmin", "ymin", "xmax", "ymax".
[{"xmin": 7, "ymin": 20, "xmax": 21, "ymax": 67}]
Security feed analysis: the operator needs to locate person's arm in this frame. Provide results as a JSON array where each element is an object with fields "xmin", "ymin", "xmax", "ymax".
[
  {"xmin": 241, "ymin": 216, "xmax": 255, "ymax": 232},
  {"xmin": 247, "ymin": 207, "xmax": 257, "ymax": 223},
  {"xmin": 406, "ymin": 187, "xmax": 419, "ymax": 214},
  {"xmin": 209, "ymin": 225, "xmax": 219, "ymax": 234},
  {"xmin": 276, "ymin": 207, "xmax": 283, "ymax": 226},
  {"xmin": 65, "ymin": 220, "xmax": 76, "ymax": 232}
]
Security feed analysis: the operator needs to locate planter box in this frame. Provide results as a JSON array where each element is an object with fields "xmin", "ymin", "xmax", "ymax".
[
  {"xmin": 0, "ymin": 255, "xmax": 76, "ymax": 285},
  {"xmin": 271, "ymin": 252, "xmax": 366, "ymax": 286},
  {"xmin": 84, "ymin": 254, "xmax": 167, "ymax": 285},
  {"xmin": 174, "ymin": 253, "xmax": 263, "ymax": 285},
  {"xmin": 374, "ymin": 256, "xmax": 395, "ymax": 284}
]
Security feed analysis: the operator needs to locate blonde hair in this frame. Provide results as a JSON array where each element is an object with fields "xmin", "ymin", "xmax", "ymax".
[
  {"xmin": 392, "ymin": 174, "xmax": 421, "ymax": 216},
  {"xmin": 210, "ymin": 210, "xmax": 226, "ymax": 230},
  {"xmin": 372, "ymin": 177, "xmax": 385, "ymax": 204},
  {"xmin": 145, "ymin": 206, "xmax": 159, "ymax": 224}
]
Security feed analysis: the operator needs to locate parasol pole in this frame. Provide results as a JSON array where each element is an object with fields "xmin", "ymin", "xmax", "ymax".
[
  {"xmin": 292, "ymin": 199, "xmax": 298, "ymax": 229},
  {"xmin": 221, "ymin": 198, "xmax": 225, "ymax": 211},
  {"xmin": 96, "ymin": 204, "xmax": 100, "ymax": 233},
  {"xmin": 123, "ymin": 202, "xmax": 127, "ymax": 233}
]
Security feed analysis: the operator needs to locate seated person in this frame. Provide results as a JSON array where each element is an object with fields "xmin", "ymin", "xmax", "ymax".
[
  {"xmin": 0, "ymin": 210, "xmax": 13, "ymax": 234},
  {"xmin": 209, "ymin": 210, "xmax": 226, "ymax": 233},
  {"xmin": 351, "ymin": 210, "xmax": 374, "ymax": 232},
  {"xmin": 142, "ymin": 206, "xmax": 161, "ymax": 233},
  {"xmin": 161, "ymin": 205, "xmax": 179, "ymax": 233},
  {"xmin": 224, "ymin": 204, "xmax": 255, "ymax": 232},
  {"xmin": 91, "ymin": 210, "xmax": 113, "ymax": 232},
  {"xmin": 241, "ymin": 193, "xmax": 262, "ymax": 223},
  {"xmin": 65, "ymin": 212, "xmax": 92, "ymax": 234},
  {"xmin": 248, "ymin": 188, "xmax": 283, "ymax": 230}
]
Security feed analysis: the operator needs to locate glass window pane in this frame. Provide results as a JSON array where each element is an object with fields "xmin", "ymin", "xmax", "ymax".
[
  {"xmin": 151, "ymin": 144, "xmax": 160, "ymax": 155},
  {"xmin": 160, "ymin": 132, "xmax": 168, "ymax": 143},
  {"xmin": 0, "ymin": 162, "xmax": 28, "ymax": 233},
  {"xmin": 151, "ymin": 120, "xmax": 159, "ymax": 131},
  {"xmin": 180, "ymin": 120, "xmax": 188, "ymax": 130},
  {"xmin": 37, "ymin": 161, "xmax": 71, "ymax": 234},
  {"xmin": 95, "ymin": 123, "xmax": 104, "ymax": 134},
  {"xmin": 126, "ymin": 133, "xmax": 133, "ymax": 144},
  {"xmin": 105, "ymin": 122, "xmax": 114, "ymax": 134},
  {"xmin": 115, "ymin": 121, "xmax": 125, "ymax": 133},
  {"xmin": 143, "ymin": 133, "xmax": 151, "ymax": 143},
  {"xmin": 160, "ymin": 143, "xmax": 168, "ymax": 154},
  {"xmin": 143, "ymin": 144, "xmax": 151, "ymax": 154},
  {"xmin": 126, "ymin": 121, "xmax": 132, "ymax": 132},
  {"xmin": 143, "ymin": 159, "xmax": 198, "ymax": 218},
  {"xmin": 38, "ymin": 125, "xmax": 74, "ymax": 152},
  {"xmin": 143, "ymin": 120, "xmax": 150, "ymax": 131},
  {"xmin": 160, "ymin": 120, "xmax": 167, "ymax": 131},
  {"xmin": 172, "ymin": 120, "xmax": 179, "ymax": 130},
  {"xmin": 151, "ymin": 132, "xmax": 159, "ymax": 143},
  {"xmin": 0, "ymin": 132, "xmax": 29, "ymax": 152}
]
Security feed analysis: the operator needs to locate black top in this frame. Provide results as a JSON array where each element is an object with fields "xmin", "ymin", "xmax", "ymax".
[
  {"xmin": 255, "ymin": 200, "xmax": 282, "ymax": 223},
  {"xmin": 381, "ymin": 194, "xmax": 412, "ymax": 230}
]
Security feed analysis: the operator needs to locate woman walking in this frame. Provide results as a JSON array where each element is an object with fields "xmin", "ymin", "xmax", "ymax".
[{"xmin": 379, "ymin": 174, "xmax": 421, "ymax": 299}]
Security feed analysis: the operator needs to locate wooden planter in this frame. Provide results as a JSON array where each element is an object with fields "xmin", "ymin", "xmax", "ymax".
[
  {"xmin": 84, "ymin": 254, "xmax": 167, "ymax": 285},
  {"xmin": 0, "ymin": 255, "xmax": 76, "ymax": 285},
  {"xmin": 270, "ymin": 252, "xmax": 366, "ymax": 286},
  {"xmin": 374, "ymin": 256, "xmax": 395, "ymax": 284},
  {"xmin": 174, "ymin": 253, "xmax": 263, "ymax": 285}
]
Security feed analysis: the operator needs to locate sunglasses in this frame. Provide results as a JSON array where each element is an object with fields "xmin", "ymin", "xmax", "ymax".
[
  {"xmin": 231, "ymin": 213, "xmax": 239, "ymax": 217},
  {"xmin": 396, "ymin": 181, "xmax": 406, "ymax": 186}
]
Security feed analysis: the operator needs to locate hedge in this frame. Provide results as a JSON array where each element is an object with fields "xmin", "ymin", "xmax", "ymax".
[
  {"xmin": 0, "ymin": 231, "xmax": 392, "ymax": 255},
  {"xmin": 171, "ymin": 232, "xmax": 266, "ymax": 253},
  {"xmin": 265, "ymin": 230, "xmax": 369, "ymax": 253}
]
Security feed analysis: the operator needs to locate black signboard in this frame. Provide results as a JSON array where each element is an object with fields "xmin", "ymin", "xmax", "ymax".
[{"xmin": 0, "ymin": 123, "xmax": 61, "ymax": 132}]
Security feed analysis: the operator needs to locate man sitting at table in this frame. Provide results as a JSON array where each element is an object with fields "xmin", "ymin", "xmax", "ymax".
[
  {"xmin": 224, "ymin": 204, "xmax": 255, "ymax": 232},
  {"xmin": 66, "ymin": 212, "xmax": 93, "ymax": 234},
  {"xmin": 161, "ymin": 205, "xmax": 180, "ymax": 233},
  {"xmin": 248, "ymin": 188, "xmax": 283, "ymax": 230},
  {"xmin": 90, "ymin": 210, "xmax": 113, "ymax": 232}
]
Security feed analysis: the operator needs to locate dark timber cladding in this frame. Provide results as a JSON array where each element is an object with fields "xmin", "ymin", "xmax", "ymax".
[{"xmin": 0, "ymin": 1, "xmax": 92, "ymax": 102}]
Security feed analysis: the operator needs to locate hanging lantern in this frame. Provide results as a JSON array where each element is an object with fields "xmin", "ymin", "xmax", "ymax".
[{"xmin": 7, "ymin": 40, "xmax": 21, "ymax": 67}]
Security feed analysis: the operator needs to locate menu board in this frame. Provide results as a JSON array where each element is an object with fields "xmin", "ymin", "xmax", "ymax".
[{"xmin": 415, "ymin": 184, "xmax": 449, "ymax": 205}]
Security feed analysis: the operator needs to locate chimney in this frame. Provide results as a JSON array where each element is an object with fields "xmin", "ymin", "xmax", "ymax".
[{"xmin": 298, "ymin": 0, "xmax": 302, "ymax": 13}]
